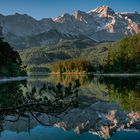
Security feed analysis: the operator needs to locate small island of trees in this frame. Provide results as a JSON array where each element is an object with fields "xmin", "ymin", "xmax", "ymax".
[{"xmin": 52, "ymin": 59, "xmax": 94, "ymax": 74}]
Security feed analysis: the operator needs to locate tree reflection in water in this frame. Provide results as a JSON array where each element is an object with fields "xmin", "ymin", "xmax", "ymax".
[
  {"xmin": 0, "ymin": 80, "xmax": 80, "ymax": 134},
  {"xmin": 99, "ymin": 77, "xmax": 140, "ymax": 112},
  {"xmin": 0, "ymin": 76, "xmax": 140, "ymax": 139}
]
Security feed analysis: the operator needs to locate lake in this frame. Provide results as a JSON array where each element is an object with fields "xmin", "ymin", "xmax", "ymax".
[{"xmin": 0, "ymin": 74, "xmax": 140, "ymax": 140}]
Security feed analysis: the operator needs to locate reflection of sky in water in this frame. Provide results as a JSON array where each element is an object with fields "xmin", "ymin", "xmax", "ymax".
[{"xmin": 1, "ymin": 126, "xmax": 140, "ymax": 140}]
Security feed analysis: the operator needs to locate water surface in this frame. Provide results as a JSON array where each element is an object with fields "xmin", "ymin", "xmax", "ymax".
[{"xmin": 0, "ymin": 74, "xmax": 140, "ymax": 139}]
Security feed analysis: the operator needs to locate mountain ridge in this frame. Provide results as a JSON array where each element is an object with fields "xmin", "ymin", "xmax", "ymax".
[{"xmin": 0, "ymin": 6, "xmax": 140, "ymax": 48}]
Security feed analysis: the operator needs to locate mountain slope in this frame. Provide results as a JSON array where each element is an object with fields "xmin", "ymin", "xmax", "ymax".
[
  {"xmin": 0, "ymin": 6, "xmax": 140, "ymax": 48},
  {"xmin": 20, "ymin": 39, "xmax": 111, "ymax": 67}
]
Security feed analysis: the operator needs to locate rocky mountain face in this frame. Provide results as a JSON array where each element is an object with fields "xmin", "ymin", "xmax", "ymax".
[{"xmin": 0, "ymin": 6, "xmax": 140, "ymax": 48}]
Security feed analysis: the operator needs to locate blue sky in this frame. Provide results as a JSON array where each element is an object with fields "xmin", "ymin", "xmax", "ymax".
[{"xmin": 0, "ymin": 0, "xmax": 140, "ymax": 19}]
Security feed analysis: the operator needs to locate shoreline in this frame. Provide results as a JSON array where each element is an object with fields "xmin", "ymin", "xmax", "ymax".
[
  {"xmin": 1, "ymin": 73, "xmax": 140, "ymax": 83},
  {"xmin": 93, "ymin": 73, "xmax": 140, "ymax": 77},
  {"xmin": 28, "ymin": 72, "xmax": 140, "ymax": 77},
  {"xmin": 0, "ymin": 76, "xmax": 27, "ymax": 83}
]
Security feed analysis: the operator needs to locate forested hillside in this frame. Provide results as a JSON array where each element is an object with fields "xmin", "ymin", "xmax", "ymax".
[
  {"xmin": 102, "ymin": 34, "xmax": 140, "ymax": 73},
  {"xmin": 20, "ymin": 34, "xmax": 140, "ymax": 73},
  {"xmin": 20, "ymin": 39, "xmax": 112, "ymax": 72}
]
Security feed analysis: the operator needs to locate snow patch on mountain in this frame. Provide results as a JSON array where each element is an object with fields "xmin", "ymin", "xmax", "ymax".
[{"xmin": 0, "ymin": 6, "xmax": 140, "ymax": 48}]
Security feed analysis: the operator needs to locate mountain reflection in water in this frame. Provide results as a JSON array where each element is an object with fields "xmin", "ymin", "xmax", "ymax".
[{"xmin": 0, "ymin": 74, "xmax": 140, "ymax": 139}]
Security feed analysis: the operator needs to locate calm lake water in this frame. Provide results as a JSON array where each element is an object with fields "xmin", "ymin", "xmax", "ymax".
[{"xmin": 0, "ymin": 74, "xmax": 140, "ymax": 140}]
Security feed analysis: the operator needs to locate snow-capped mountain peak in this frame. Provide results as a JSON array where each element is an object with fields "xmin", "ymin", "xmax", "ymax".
[
  {"xmin": 88, "ymin": 6, "xmax": 115, "ymax": 17},
  {"xmin": 0, "ymin": 6, "xmax": 140, "ymax": 48}
]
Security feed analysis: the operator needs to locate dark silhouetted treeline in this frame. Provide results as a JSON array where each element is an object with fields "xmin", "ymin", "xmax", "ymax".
[{"xmin": 0, "ymin": 38, "xmax": 26, "ymax": 77}]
